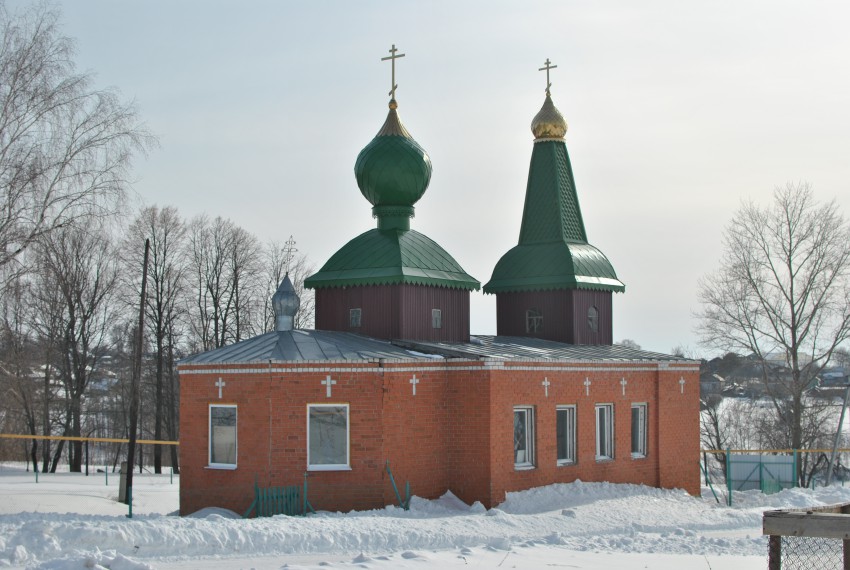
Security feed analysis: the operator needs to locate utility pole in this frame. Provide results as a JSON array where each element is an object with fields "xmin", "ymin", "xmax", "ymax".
[
  {"xmin": 826, "ymin": 383, "xmax": 850, "ymax": 486},
  {"xmin": 125, "ymin": 239, "xmax": 149, "ymax": 512}
]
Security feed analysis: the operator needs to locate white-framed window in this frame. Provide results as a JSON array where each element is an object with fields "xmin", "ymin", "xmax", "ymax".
[
  {"xmin": 631, "ymin": 403, "xmax": 647, "ymax": 458},
  {"xmin": 513, "ymin": 406, "xmax": 535, "ymax": 469},
  {"xmin": 432, "ymin": 308, "xmax": 442, "ymax": 329},
  {"xmin": 209, "ymin": 404, "xmax": 237, "ymax": 469},
  {"xmin": 526, "ymin": 308, "xmax": 542, "ymax": 334},
  {"xmin": 307, "ymin": 404, "xmax": 350, "ymax": 471},
  {"xmin": 349, "ymin": 308, "xmax": 361, "ymax": 328},
  {"xmin": 595, "ymin": 403, "xmax": 614, "ymax": 461},
  {"xmin": 588, "ymin": 306, "xmax": 599, "ymax": 332},
  {"xmin": 556, "ymin": 405, "xmax": 576, "ymax": 465}
]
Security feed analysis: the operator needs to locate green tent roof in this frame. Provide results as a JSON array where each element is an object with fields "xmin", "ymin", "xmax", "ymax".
[
  {"xmin": 484, "ymin": 131, "xmax": 624, "ymax": 294},
  {"xmin": 305, "ymin": 228, "xmax": 480, "ymax": 291},
  {"xmin": 484, "ymin": 242, "xmax": 624, "ymax": 293}
]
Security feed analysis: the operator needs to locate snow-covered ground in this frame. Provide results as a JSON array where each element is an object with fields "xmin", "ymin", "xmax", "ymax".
[{"xmin": 2, "ymin": 463, "xmax": 850, "ymax": 570}]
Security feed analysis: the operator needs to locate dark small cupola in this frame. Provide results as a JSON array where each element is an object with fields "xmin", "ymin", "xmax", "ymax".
[{"xmin": 272, "ymin": 274, "xmax": 300, "ymax": 331}]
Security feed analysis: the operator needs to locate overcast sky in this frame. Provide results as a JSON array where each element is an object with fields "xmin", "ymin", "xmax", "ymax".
[{"xmin": 47, "ymin": 1, "xmax": 850, "ymax": 355}]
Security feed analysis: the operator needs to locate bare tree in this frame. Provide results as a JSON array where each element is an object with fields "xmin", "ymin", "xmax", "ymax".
[
  {"xmin": 28, "ymin": 252, "xmax": 66, "ymax": 471},
  {"xmin": 229, "ymin": 225, "xmax": 262, "ymax": 341},
  {"xmin": 0, "ymin": 274, "xmax": 39, "ymax": 469},
  {"xmin": 38, "ymin": 222, "xmax": 120, "ymax": 471},
  {"xmin": 124, "ymin": 206, "xmax": 186, "ymax": 473},
  {"xmin": 0, "ymin": 2, "xmax": 151, "ymax": 277},
  {"xmin": 186, "ymin": 216, "xmax": 262, "ymax": 351},
  {"xmin": 697, "ymin": 182, "xmax": 850, "ymax": 484},
  {"xmin": 701, "ymin": 396, "xmax": 755, "ymax": 481}
]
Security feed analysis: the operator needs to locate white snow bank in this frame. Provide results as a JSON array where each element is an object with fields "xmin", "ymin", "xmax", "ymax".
[{"xmin": 2, "ymin": 464, "xmax": 850, "ymax": 569}]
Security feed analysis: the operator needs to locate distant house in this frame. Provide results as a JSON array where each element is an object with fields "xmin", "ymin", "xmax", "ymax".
[
  {"xmin": 814, "ymin": 367, "xmax": 849, "ymax": 397},
  {"xmin": 178, "ymin": 61, "xmax": 700, "ymax": 515},
  {"xmin": 699, "ymin": 372, "xmax": 723, "ymax": 398}
]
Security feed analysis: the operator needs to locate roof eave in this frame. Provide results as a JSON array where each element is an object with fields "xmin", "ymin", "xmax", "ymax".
[{"xmin": 482, "ymin": 276, "xmax": 625, "ymax": 294}]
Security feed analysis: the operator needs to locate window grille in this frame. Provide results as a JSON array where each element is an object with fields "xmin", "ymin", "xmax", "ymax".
[{"xmin": 513, "ymin": 406, "xmax": 535, "ymax": 468}]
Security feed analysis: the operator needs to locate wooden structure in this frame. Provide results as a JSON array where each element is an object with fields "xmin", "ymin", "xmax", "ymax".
[
  {"xmin": 763, "ymin": 502, "xmax": 850, "ymax": 569},
  {"xmin": 495, "ymin": 289, "xmax": 613, "ymax": 344},
  {"xmin": 315, "ymin": 283, "xmax": 471, "ymax": 342}
]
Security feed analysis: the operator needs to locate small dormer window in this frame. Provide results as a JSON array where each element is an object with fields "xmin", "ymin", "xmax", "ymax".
[
  {"xmin": 349, "ymin": 308, "xmax": 362, "ymax": 328},
  {"xmin": 588, "ymin": 306, "xmax": 599, "ymax": 332},
  {"xmin": 526, "ymin": 308, "xmax": 542, "ymax": 334},
  {"xmin": 432, "ymin": 309, "xmax": 442, "ymax": 329}
]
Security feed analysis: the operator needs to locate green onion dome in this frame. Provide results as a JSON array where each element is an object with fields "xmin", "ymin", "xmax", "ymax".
[{"xmin": 354, "ymin": 99, "xmax": 432, "ymax": 212}]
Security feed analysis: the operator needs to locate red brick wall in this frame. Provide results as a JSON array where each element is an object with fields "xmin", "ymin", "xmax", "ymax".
[
  {"xmin": 380, "ymin": 364, "xmax": 451, "ymax": 505},
  {"xmin": 485, "ymin": 365, "xmax": 665, "ymax": 506},
  {"xmin": 179, "ymin": 363, "xmax": 390, "ymax": 515},
  {"xmin": 179, "ymin": 360, "xmax": 700, "ymax": 515},
  {"xmin": 657, "ymin": 368, "xmax": 701, "ymax": 495},
  {"xmin": 446, "ymin": 365, "xmax": 492, "ymax": 507}
]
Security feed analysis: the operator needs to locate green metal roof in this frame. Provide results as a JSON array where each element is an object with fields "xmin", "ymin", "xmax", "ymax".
[
  {"xmin": 354, "ymin": 104, "xmax": 432, "ymax": 211},
  {"xmin": 484, "ymin": 136, "xmax": 624, "ymax": 294},
  {"xmin": 484, "ymin": 242, "xmax": 624, "ymax": 293},
  {"xmin": 305, "ymin": 228, "xmax": 480, "ymax": 291},
  {"xmin": 518, "ymin": 140, "xmax": 586, "ymax": 244}
]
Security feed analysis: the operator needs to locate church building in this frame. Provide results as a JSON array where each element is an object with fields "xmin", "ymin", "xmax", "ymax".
[{"xmin": 177, "ymin": 50, "xmax": 699, "ymax": 516}]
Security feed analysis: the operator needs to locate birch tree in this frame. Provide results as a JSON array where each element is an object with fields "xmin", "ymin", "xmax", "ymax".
[{"xmin": 0, "ymin": 2, "xmax": 150, "ymax": 277}]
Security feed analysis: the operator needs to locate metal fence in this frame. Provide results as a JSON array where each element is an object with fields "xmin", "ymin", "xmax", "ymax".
[
  {"xmin": 773, "ymin": 536, "xmax": 844, "ymax": 569},
  {"xmin": 763, "ymin": 502, "xmax": 850, "ymax": 570},
  {"xmin": 702, "ymin": 448, "xmax": 850, "ymax": 506},
  {"xmin": 729, "ymin": 453, "xmax": 796, "ymax": 496}
]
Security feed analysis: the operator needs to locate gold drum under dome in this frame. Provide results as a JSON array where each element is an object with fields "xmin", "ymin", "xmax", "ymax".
[{"xmin": 531, "ymin": 94, "xmax": 567, "ymax": 139}]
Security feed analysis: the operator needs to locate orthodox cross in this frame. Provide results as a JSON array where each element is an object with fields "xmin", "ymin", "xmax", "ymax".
[
  {"xmin": 322, "ymin": 375, "xmax": 337, "ymax": 398},
  {"xmin": 679, "ymin": 377, "xmax": 686, "ymax": 394},
  {"xmin": 215, "ymin": 378, "xmax": 225, "ymax": 399},
  {"xmin": 538, "ymin": 58, "xmax": 557, "ymax": 96},
  {"xmin": 620, "ymin": 378, "xmax": 628, "ymax": 396},
  {"xmin": 409, "ymin": 374, "xmax": 419, "ymax": 396},
  {"xmin": 282, "ymin": 235, "xmax": 298, "ymax": 274},
  {"xmin": 542, "ymin": 377, "xmax": 551, "ymax": 398},
  {"xmin": 583, "ymin": 377, "xmax": 592, "ymax": 396},
  {"xmin": 381, "ymin": 44, "xmax": 406, "ymax": 99}
]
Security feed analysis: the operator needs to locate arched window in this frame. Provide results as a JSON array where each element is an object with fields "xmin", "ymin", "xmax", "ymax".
[
  {"xmin": 526, "ymin": 308, "xmax": 542, "ymax": 334},
  {"xmin": 588, "ymin": 306, "xmax": 599, "ymax": 332}
]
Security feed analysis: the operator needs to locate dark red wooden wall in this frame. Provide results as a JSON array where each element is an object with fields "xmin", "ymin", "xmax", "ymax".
[
  {"xmin": 495, "ymin": 289, "xmax": 612, "ymax": 344},
  {"xmin": 315, "ymin": 284, "xmax": 470, "ymax": 342}
]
